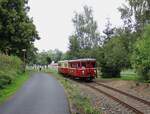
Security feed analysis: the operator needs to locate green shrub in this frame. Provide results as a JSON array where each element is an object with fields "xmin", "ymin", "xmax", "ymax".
[
  {"xmin": 101, "ymin": 37, "xmax": 129, "ymax": 78},
  {"xmin": 0, "ymin": 54, "xmax": 23, "ymax": 88},
  {"xmin": 0, "ymin": 73, "xmax": 13, "ymax": 88},
  {"xmin": 131, "ymin": 25, "xmax": 150, "ymax": 81}
]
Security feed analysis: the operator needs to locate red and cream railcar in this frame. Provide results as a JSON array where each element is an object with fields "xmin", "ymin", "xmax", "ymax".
[
  {"xmin": 58, "ymin": 60, "xmax": 69, "ymax": 75},
  {"xmin": 58, "ymin": 59, "xmax": 97, "ymax": 80}
]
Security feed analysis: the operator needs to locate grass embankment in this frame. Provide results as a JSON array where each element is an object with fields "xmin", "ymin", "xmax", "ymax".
[
  {"xmin": 0, "ymin": 54, "xmax": 30, "ymax": 104},
  {"xmin": 0, "ymin": 72, "xmax": 29, "ymax": 104},
  {"xmin": 47, "ymin": 68, "xmax": 101, "ymax": 114}
]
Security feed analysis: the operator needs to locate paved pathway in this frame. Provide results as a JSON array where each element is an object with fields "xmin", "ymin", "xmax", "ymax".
[{"xmin": 0, "ymin": 73, "xmax": 70, "ymax": 114}]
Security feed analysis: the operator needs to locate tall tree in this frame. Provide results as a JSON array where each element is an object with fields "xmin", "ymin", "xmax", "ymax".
[
  {"xmin": 0, "ymin": 0, "xmax": 40, "ymax": 61},
  {"xmin": 68, "ymin": 6, "xmax": 101, "ymax": 59},
  {"xmin": 72, "ymin": 5, "xmax": 101, "ymax": 49},
  {"xmin": 103, "ymin": 18, "xmax": 114, "ymax": 43},
  {"xmin": 131, "ymin": 25, "xmax": 150, "ymax": 81},
  {"xmin": 68, "ymin": 35, "xmax": 80, "ymax": 59},
  {"xmin": 118, "ymin": 0, "xmax": 150, "ymax": 32}
]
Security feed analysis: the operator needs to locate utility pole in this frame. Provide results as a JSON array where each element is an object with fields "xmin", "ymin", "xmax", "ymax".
[{"xmin": 22, "ymin": 49, "xmax": 26, "ymax": 72}]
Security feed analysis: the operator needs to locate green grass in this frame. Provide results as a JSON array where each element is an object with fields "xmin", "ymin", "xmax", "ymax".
[
  {"xmin": 0, "ymin": 72, "xmax": 30, "ymax": 104},
  {"xmin": 46, "ymin": 68, "xmax": 101, "ymax": 114},
  {"xmin": 120, "ymin": 69, "xmax": 139, "ymax": 81},
  {"xmin": 98, "ymin": 69, "xmax": 139, "ymax": 81}
]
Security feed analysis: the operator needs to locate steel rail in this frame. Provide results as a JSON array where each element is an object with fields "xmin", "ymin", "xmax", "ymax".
[
  {"xmin": 95, "ymin": 82, "xmax": 150, "ymax": 106},
  {"xmin": 86, "ymin": 84, "xmax": 144, "ymax": 114}
]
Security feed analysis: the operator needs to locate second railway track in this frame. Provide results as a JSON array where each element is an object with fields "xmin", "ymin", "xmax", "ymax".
[
  {"xmin": 94, "ymin": 82, "xmax": 150, "ymax": 106},
  {"xmin": 84, "ymin": 82, "xmax": 150, "ymax": 114}
]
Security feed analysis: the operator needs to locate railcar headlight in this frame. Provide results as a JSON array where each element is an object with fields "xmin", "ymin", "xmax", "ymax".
[
  {"xmin": 82, "ymin": 70, "xmax": 84, "ymax": 75},
  {"xmin": 94, "ymin": 70, "xmax": 96, "ymax": 74}
]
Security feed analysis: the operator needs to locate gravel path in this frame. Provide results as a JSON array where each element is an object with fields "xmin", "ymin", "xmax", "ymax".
[{"xmin": 0, "ymin": 73, "xmax": 70, "ymax": 114}]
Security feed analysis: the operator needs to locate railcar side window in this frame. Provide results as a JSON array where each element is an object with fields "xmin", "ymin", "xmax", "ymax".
[
  {"xmin": 82, "ymin": 62, "xmax": 86, "ymax": 68},
  {"xmin": 64, "ymin": 63, "xmax": 67, "ymax": 67},
  {"xmin": 93, "ymin": 62, "xmax": 96, "ymax": 68},
  {"xmin": 58, "ymin": 63, "xmax": 61, "ymax": 66}
]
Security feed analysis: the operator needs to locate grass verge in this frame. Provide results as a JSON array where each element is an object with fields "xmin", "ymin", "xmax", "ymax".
[
  {"xmin": 47, "ymin": 68, "xmax": 101, "ymax": 114},
  {"xmin": 121, "ymin": 69, "xmax": 139, "ymax": 81},
  {"xmin": 0, "ymin": 71, "xmax": 30, "ymax": 104},
  {"xmin": 99, "ymin": 69, "xmax": 139, "ymax": 81}
]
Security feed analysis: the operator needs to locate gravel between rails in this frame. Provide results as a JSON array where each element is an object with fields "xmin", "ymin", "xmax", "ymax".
[
  {"xmin": 86, "ymin": 83, "xmax": 144, "ymax": 114},
  {"xmin": 89, "ymin": 83, "xmax": 150, "ymax": 114},
  {"xmin": 95, "ymin": 82, "xmax": 150, "ymax": 106},
  {"xmin": 96, "ymin": 80, "xmax": 150, "ymax": 102},
  {"xmin": 68, "ymin": 79, "xmax": 139, "ymax": 114}
]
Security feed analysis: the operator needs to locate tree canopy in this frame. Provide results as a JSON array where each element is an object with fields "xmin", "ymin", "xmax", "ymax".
[
  {"xmin": 131, "ymin": 25, "xmax": 150, "ymax": 81},
  {"xmin": 67, "ymin": 3, "xmax": 150, "ymax": 80},
  {"xmin": 68, "ymin": 6, "xmax": 101, "ymax": 60},
  {"xmin": 0, "ymin": 0, "xmax": 40, "ymax": 62}
]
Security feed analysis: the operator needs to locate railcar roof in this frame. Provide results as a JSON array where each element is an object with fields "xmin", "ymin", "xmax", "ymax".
[
  {"xmin": 58, "ymin": 58, "xmax": 96, "ymax": 63},
  {"xmin": 58, "ymin": 60, "xmax": 68, "ymax": 63},
  {"xmin": 68, "ymin": 58, "xmax": 96, "ymax": 62}
]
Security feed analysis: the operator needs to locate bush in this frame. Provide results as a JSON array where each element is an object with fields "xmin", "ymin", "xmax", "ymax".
[
  {"xmin": 101, "ymin": 66, "xmax": 121, "ymax": 78},
  {"xmin": 101, "ymin": 37, "xmax": 129, "ymax": 78},
  {"xmin": 131, "ymin": 25, "xmax": 150, "ymax": 81},
  {"xmin": 0, "ymin": 54, "xmax": 23, "ymax": 88},
  {"xmin": 0, "ymin": 72, "xmax": 13, "ymax": 88}
]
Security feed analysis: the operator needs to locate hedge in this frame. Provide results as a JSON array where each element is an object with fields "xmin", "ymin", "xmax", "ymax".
[{"xmin": 0, "ymin": 54, "xmax": 23, "ymax": 88}]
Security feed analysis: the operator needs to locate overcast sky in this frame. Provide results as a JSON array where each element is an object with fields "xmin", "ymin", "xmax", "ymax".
[{"xmin": 28, "ymin": 0, "xmax": 125, "ymax": 52}]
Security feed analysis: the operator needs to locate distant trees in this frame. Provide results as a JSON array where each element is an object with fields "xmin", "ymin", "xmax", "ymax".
[
  {"xmin": 35, "ymin": 51, "xmax": 50, "ymax": 65},
  {"xmin": 68, "ymin": 6, "xmax": 101, "ymax": 59},
  {"xmin": 0, "ymin": 0, "xmax": 40, "ymax": 62},
  {"xmin": 72, "ymin": 6, "xmax": 101, "ymax": 49},
  {"xmin": 34, "ymin": 49, "xmax": 63, "ymax": 65},
  {"xmin": 68, "ymin": 35, "xmax": 80, "ymax": 59},
  {"xmin": 118, "ymin": 0, "xmax": 150, "ymax": 32},
  {"xmin": 101, "ymin": 0, "xmax": 150, "ymax": 79},
  {"xmin": 51, "ymin": 49, "xmax": 63, "ymax": 63},
  {"xmin": 67, "ymin": 6, "xmax": 130, "ymax": 77},
  {"xmin": 67, "ymin": 4, "xmax": 150, "ymax": 81},
  {"xmin": 103, "ymin": 18, "xmax": 114, "ymax": 43}
]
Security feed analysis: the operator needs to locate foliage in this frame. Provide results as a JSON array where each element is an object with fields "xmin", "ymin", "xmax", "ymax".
[
  {"xmin": 121, "ymin": 69, "xmax": 139, "ymax": 81},
  {"xmin": 131, "ymin": 25, "xmax": 150, "ymax": 81},
  {"xmin": 70, "ymin": 5, "xmax": 101, "ymax": 50},
  {"xmin": 103, "ymin": 18, "xmax": 115, "ymax": 43},
  {"xmin": 68, "ymin": 35, "xmax": 80, "ymax": 59},
  {"xmin": 118, "ymin": 0, "xmax": 150, "ymax": 32},
  {"xmin": 0, "ymin": 72, "xmax": 29, "ymax": 104},
  {"xmin": 0, "ymin": 54, "xmax": 23, "ymax": 88},
  {"xmin": 51, "ymin": 49, "xmax": 63, "ymax": 63},
  {"xmin": 35, "ymin": 51, "xmax": 50, "ymax": 65},
  {"xmin": 34, "ymin": 49, "xmax": 63, "ymax": 65},
  {"xmin": 68, "ymin": 5, "xmax": 102, "ymax": 60},
  {"xmin": 67, "ymin": 5, "xmax": 132, "ymax": 78},
  {"xmin": 26, "ymin": 44, "xmax": 38, "ymax": 64},
  {"xmin": 0, "ymin": 0, "xmax": 40, "ymax": 62},
  {"xmin": 101, "ymin": 36, "xmax": 130, "ymax": 77},
  {"xmin": 46, "ymin": 57, "xmax": 52, "ymax": 65}
]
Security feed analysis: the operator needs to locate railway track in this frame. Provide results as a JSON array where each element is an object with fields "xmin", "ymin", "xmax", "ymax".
[
  {"xmin": 85, "ymin": 82, "xmax": 150, "ymax": 114},
  {"xmin": 95, "ymin": 82, "xmax": 150, "ymax": 106}
]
